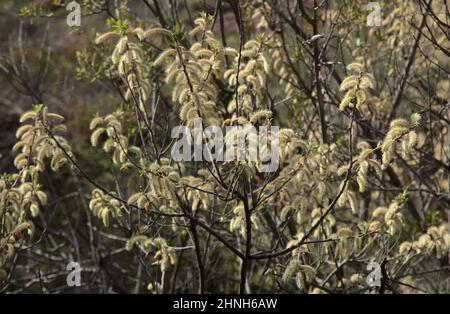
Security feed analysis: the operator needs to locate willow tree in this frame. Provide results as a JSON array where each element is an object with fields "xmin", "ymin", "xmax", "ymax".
[{"xmin": 1, "ymin": 0, "xmax": 450, "ymax": 293}]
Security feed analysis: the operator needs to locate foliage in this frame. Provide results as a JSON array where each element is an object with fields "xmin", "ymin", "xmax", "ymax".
[{"xmin": 1, "ymin": 0, "xmax": 450, "ymax": 294}]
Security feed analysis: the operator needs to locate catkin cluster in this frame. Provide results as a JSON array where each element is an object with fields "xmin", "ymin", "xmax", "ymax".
[{"xmin": 1, "ymin": 105, "xmax": 71, "ymax": 281}]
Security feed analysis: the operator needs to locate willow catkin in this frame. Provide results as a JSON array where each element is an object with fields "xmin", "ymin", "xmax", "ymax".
[
  {"xmin": 1, "ymin": 105, "xmax": 71, "ymax": 277},
  {"xmin": 339, "ymin": 62, "xmax": 374, "ymax": 111}
]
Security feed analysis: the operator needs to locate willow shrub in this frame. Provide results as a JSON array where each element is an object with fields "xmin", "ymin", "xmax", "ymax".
[{"xmin": 1, "ymin": 0, "xmax": 450, "ymax": 293}]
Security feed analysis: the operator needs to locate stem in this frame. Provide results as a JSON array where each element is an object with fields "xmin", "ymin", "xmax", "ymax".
[
  {"xmin": 312, "ymin": 0, "xmax": 328, "ymax": 144},
  {"xmin": 189, "ymin": 220, "xmax": 205, "ymax": 294},
  {"xmin": 239, "ymin": 182, "xmax": 252, "ymax": 294}
]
